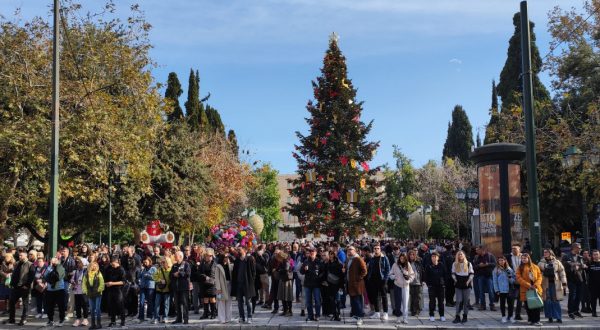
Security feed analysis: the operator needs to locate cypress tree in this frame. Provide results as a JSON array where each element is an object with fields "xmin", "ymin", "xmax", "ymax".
[
  {"xmin": 442, "ymin": 105, "xmax": 474, "ymax": 164},
  {"xmin": 165, "ymin": 72, "xmax": 184, "ymax": 122},
  {"xmin": 476, "ymin": 133, "xmax": 482, "ymax": 148},
  {"xmin": 185, "ymin": 69, "xmax": 200, "ymax": 130},
  {"xmin": 205, "ymin": 105, "xmax": 225, "ymax": 136},
  {"xmin": 497, "ymin": 13, "xmax": 550, "ymax": 111},
  {"xmin": 227, "ymin": 129, "xmax": 239, "ymax": 157},
  {"xmin": 484, "ymin": 80, "xmax": 501, "ymax": 144}
]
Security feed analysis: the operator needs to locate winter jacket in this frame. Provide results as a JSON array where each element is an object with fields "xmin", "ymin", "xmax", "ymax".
[
  {"xmin": 300, "ymin": 257, "xmax": 326, "ymax": 288},
  {"xmin": 538, "ymin": 257, "xmax": 567, "ymax": 301},
  {"xmin": 70, "ymin": 268, "xmax": 86, "ymax": 295},
  {"xmin": 152, "ymin": 266, "xmax": 172, "ymax": 293},
  {"xmin": 492, "ymin": 266, "xmax": 515, "ymax": 294},
  {"xmin": 82, "ymin": 271, "xmax": 105, "ymax": 298},
  {"xmin": 138, "ymin": 265, "xmax": 157, "ymax": 289},
  {"xmin": 170, "ymin": 261, "xmax": 191, "ymax": 292},
  {"xmin": 367, "ymin": 254, "xmax": 391, "ymax": 281},
  {"xmin": 45, "ymin": 264, "xmax": 66, "ymax": 291},
  {"xmin": 516, "ymin": 263, "xmax": 542, "ymax": 302},
  {"xmin": 389, "ymin": 263, "xmax": 414, "ymax": 288},
  {"xmin": 10, "ymin": 260, "xmax": 34, "ymax": 289},
  {"xmin": 424, "ymin": 263, "xmax": 446, "ymax": 287}
]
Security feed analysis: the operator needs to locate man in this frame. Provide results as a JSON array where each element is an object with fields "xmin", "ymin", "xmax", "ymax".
[
  {"xmin": 588, "ymin": 250, "xmax": 600, "ymax": 317},
  {"xmin": 300, "ymin": 246, "xmax": 326, "ymax": 321},
  {"xmin": 442, "ymin": 244, "xmax": 456, "ymax": 307},
  {"xmin": 27, "ymin": 250, "xmax": 37, "ymax": 263},
  {"xmin": 254, "ymin": 245, "xmax": 270, "ymax": 306},
  {"xmin": 151, "ymin": 246, "xmax": 162, "ymax": 266},
  {"xmin": 346, "ymin": 245, "xmax": 367, "ymax": 326},
  {"xmin": 2, "ymin": 251, "xmax": 34, "ymax": 326},
  {"xmin": 290, "ymin": 243, "xmax": 303, "ymax": 303},
  {"xmin": 562, "ymin": 242, "xmax": 586, "ymax": 318},
  {"xmin": 232, "ymin": 246, "xmax": 257, "ymax": 324},
  {"xmin": 473, "ymin": 246, "xmax": 496, "ymax": 311},
  {"xmin": 189, "ymin": 245, "xmax": 203, "ymax": 315},
  {"xmin": 59, "ymin": 247, "xmax": 76, "ymax": 319},
  {"xmin": 45, "ymin": 257, "xmax": 67, "ymax": 327},
  {"xmin": 170, "ymin": 251, "xmax": 191, "ymax": 324},
  {"xmin": 424, "ymin": 251, "xmax": 446, "ymax": 322},
  {"xmin": 121, "ymin": 246, "xmax": 141, "ymax": 317},
  {"xmin": 366, "ymin": 243, "xmax": 390, "ymax": 320},
  {"xmin": 408, "ymin": 249, "xmax": 424, "ymax": 316},
  {"xmin": 507, "ymin": 243, "xmax": 523, "ymax": 320},
  {"xmin": 387, "ymin": 245, "xmax": 401, "ymax": 313}
]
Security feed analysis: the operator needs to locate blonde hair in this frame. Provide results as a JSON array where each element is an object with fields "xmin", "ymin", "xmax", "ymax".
[
  {"xmin": 88, "ymin": 261, "xmax": 99, "ymax": 273},
  {"xmin": 453, "ymin": 250, "xmax": 469, "ymax": 273}
]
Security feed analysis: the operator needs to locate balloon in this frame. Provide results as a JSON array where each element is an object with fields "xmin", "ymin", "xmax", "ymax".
[{"xmin": 241, "ymin": 231, "xmax": 247, "ymax": 237}]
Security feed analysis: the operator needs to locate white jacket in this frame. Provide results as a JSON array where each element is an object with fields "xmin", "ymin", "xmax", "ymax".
[{"xmin": 389, "ymin": 263, "xmax": 415, "ymax": 288}]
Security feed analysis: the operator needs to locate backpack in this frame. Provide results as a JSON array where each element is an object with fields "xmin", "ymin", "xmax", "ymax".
[{"xmin": 47, "ymin": 267, "xmax": 60, "ymax": 286}]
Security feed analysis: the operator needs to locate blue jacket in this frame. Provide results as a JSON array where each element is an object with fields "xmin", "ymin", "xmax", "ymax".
[
  {"xmin": 45, "ymin": 264, "xmax": 66, "ymax": 291},
  {"xmin": 367, "ymin": 255, "xmax": 390, "ymax": 281},
  {"xmin": 492, "ymin": 267, "xmax": 515, "ymax": 294},
  {"xmin": 138, "ymin": 265, "xmax": 157, "ymax": 289}
]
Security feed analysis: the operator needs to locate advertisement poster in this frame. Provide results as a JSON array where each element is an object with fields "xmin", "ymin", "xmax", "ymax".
[
  {"xmin": 508, "ymin": 164, "xmax": 523, "ymax": 246},
  {"xmin": 478, "ymin": 164, "xmax": 502, "ymax": 256}
]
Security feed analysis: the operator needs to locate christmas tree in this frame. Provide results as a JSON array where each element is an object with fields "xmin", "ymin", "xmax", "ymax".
[{"xmin": 286, "ymin": 33, "xmax": 383, "ymax": 241}]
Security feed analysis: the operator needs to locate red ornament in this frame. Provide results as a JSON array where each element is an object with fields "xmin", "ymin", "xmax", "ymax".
[
  {"xmin": 361, "ymin": 162, "xmax": 370, "ymax": 172},
  {"xmin": 318, "ymin": 175, "xmax": 324, "ymax": 181},
  {"xmin": 325, "ymin": 131, "xmax": 332, "ymax": 137},
  {"xmin": 339, "ymin": 156, "xmax": 349, "ymax": 166},
  {"xmin": 372, "ymin": 215, "xmax": 376, "ymax": 222},
  {"xmin": 240, "ymin": 219, "xmax": 248, "ymax": 227},
  {"xmin": 313, "ymin": 88, "xmax": 319, "ymax": 98},
  {"xmin": 329, "ymin": 90, "xmax": 339, "ymax": 98},
  {"xmin": 331, "ymin": 210, "xmax": 336, "ymax": 219},
  {"xmin": 316, "ymin": 201, "xmax": 323, "ymax": 209},
  {"xmin": 300, "ymin": 182, "xmax": 305, "ymax": 189},
  {"xmin": 377, "ymin": 208, "xmax": 383, "ymax": 217},
  {"xmin": 308, "ymin": 162, "xmax": 315, "ymax": 168},
  {"xmin": 353, "ymin": 115, "xmax": 360, "ymax": 123},
  {"xmin": 319, "ymin": 137, "xmax": 327, "ymax": 145},
  {"xmin": 369, "ymin": 199, "xmax": 374, "ymax": 205},
  {"xmin": 329, "ymin": 190, "xmax": 341, "ymax": 201}
]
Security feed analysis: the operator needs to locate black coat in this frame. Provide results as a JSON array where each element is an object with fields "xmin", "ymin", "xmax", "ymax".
[
  {"xmin": 170, "ymin": 261, "xmax": 191, "ymax": 292},
  {"xmin": 300, "ymin": 257, "xmax": 326, "ymax": 288},
  {"xmin": 231, "ymin": 255, "xmax": 256, "ymax": 298}
]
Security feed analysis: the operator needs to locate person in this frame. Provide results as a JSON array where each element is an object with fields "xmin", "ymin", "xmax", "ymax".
[
  {"xmin": 198, "ymin": 249, "xmax": 217, "ymax": 320},
  {"xmin": 473, "ymin": 246, "xmax": 496, "ymax": 311},
  {"xmin": 452, "ymin": 250, "xmax": 474, "ymax": 324},
  {"xmin": 45, "ymin": 257, "xmax": 66, "ymax": 327},
  {"xmin": 366, "ymin": 243, "xmax": 390, "ymax": 320},
  {"xmin": 588, "ymin": 250, "xmax": 600, "ymax": 317},
  {"xmin": 2, "ymin": 251, "xmax": 34, "ymax": 326},
  {"xmin": 389, "ymin": 252, "xmax": 414, "ymax": 324},
  {"xmin": 70, "ymin": 257, "xmax": 89, "ymax": 327},
  {"xmin": 516, "ymin": 253, "xmax": 543, "ymax": 326},
  {"xmin": 120, "ymin": 246, "xmax": 141, "ymax": 317},
  {"xmin": 408, "ymin": 249, "xmax": 424, "ymax": 316},
  {"xmin": 170, "ymin": 251, "xmax": 191, "ymax": 324},
  {"xmin": 152, "ymin": 257, "xmax": 172, "ymax": 324},
  {"xmin": 538, "ymin": 249, "xmax": 567, "ymax": 323},
  {"xmin": 290, "ymin": 243, "xmax": 303, "ymax": 303},
  {"xmin": 138, "ymin": 256, "xmax": 156, "ymax": 323},
  {"xmin": 32, "ymin": 257, "xmax": 48, "ymax": 319},
  {"xmin": 104, "ymin": 256, "xmax": 126, "ymax": 327},
  {"xmin": 214, "ymin": 252, "xmax": 233, "ymax": 324},
  {"xmin": 323, "ymin": 250, "xmax": 343, "ymax": 321},
  {"xmin": 265, "ymin": 248, "xmax": 281, "ymax": 314},
  {"xmin": 493, "ymin": 256, "xmax": 515, "ymax": 323},
  {"xmin": 581, "ymin": 250, "xmax": 592, "ymax": 313},
  {"xmin": 507, "ymin": 243, "xmax": 523, "ymax": 320},
  {"xmin": 386, "ymin": 245, "xmax": 400, "ymax": 312},
  {"xmin": 300, "ymin": 246, "xmax": 325, "ymax": 321},
  {"xmin": 254, "ymin": 245, "xmax": 270, "ymax": 307},
  {"xmin": 345, "ymin": 245, "xmax": 367, "ymax": 326},
  {"xmin": 424, "ymin": 251, "xmax": 446, "ymax": 322},
  {"xmin": 59, "ymin": 247, "xmax": 77, "ymax": 320},
  {"xmin": 562, "ymin": 242, "xmax": 585, "ymax": 319},
  {"xmin": 276, "ymin": 251, "xmax": 294, "ymax": 317},
  {"xmin": 231, "ymin": 246, "xmax": 256, "ymax": 324},
  {"xmin": 189, "ymin": 245, "xmax": 203, "ymax": 315},
  {"xmin": 442, "ymin": 245, "xmax": 456, "ymax": 307},
  {"xmin": 82, "ymin": 261, "xmax": 104, "ymax": 330}
]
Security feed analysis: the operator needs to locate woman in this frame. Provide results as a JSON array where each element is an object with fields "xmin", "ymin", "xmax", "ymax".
[
  {"xmin": 98, "ymin": 253, "xmax": 111, "ymax": 314},
  {"xmin": 538, "ymin": 249, "xmax": 567, "ymax": 323},
  {"xmin": 138, "ymin": 257, "xmax": 156, "ymax": 322},
  {"xmin": 407, "ymin": 249, "xmax": 424, "ymax": 316},
  {"xmin": 104, "ymin": 256, "xmax": 126, "ymax": 327},
  {"xmin": 493, "ymin": 256, "xmax": 516, "ymax": 323},
  {"xmin": 214, "ymin": 252, "xmax": 234, "ymax": 323},
  {"xmin": 451, "ymin": 250, "xmax": 474, "ymax": 324},
  {"xmin": 32, "ymin": 257, "xmax": 48, "ymax": 319},
  {"xmin": 199, "ymin": 248, "xmax": 217, "ymax": 319},
  {"xmin": 324, "ymin": 250, "xmax": 343, "ymax": 321},
  {"xmin": 71, "ymin": 257, "xmax": 89, "ymax": 327},
  {"xmin": 83, "ymin": 261, "xmax": 104, "ymax": 330},
  {"xmin": 277, "ymin": 251, "xmax": 295, "ymax": 317},
  {"xmin": 516, "ymin": 253, "xmax": 543, "ymax": 326},
  {"xmin": 0, "ymin": 253, "xmax": 15, "ymax": 314},
  {"xmin": 152, "ymin": 257, "xmax": 172, "ymax": 324},
  {"xmin": 389, "ymin": 252, "xmax": 415, "ymax": 324},
  {"xmin": 44, "ymin": 257, "xmax": 66, "ymax": 326}
]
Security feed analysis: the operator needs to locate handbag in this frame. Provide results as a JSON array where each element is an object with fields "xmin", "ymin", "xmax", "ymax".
[
  {"xmin": 526, "ymin": 288, "xmax": 544, "ymax": 309},
  {"xmin": 327, "ymin": 272, "xmax": 340, "ymax": 285},
  {"xmin": 286, "ymin": 270, "xmax": 294, "ymax": 281},
  {"xmin": 156, "ymin": 269, "xmax": 167, "ymax": 290}
]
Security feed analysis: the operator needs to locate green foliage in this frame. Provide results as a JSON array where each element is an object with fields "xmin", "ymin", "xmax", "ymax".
[
  {"xmin": 287, "ymin": 35, "xmax": 383, "ymax": 240},
  {"xmin": 227, "ymin": 130, "xmax": 239, "ymax": 157},
  {"xmin": 165, "ymin": 72, "xmax": 184, "ymax": 122},
  {"xmin": 185, "ymin": 69, "xmax": 208, "ymax": 133},
  {"xmin": 497, "ymin": 12, "xmax": 550, "ymax": 111},
  {"xmin": 485, "ymin": 80, "xmax": 500, "ymax": 144},
  {"xmin": 205, "ymin": 105, "xmax": 225, "ymax": 136},
  {"xmin": 247, "ymin": 164, "xmax": 282, "ymax": 242},
  {"xmin": 429, "ymin": 217, "xmax": 456, "ymax": 239},
  {"xmin": 442, "ymin": 105, "xmax": 474, "ymax": 164}
]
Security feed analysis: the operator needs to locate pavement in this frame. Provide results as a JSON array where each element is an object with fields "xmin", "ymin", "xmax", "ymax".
[{"xmin": 1, "ymin": 290, "xmax": 599, "ymax": 329}]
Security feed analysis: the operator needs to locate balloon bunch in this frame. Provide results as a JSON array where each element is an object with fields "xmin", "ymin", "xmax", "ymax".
[{"xmin": 207, "ymin": 218, "xmax": 258, "ymax": 250}]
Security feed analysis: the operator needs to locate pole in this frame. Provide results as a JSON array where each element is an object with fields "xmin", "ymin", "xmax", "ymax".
[
  {"xmin": 465, "ymin": 198, "xmax": 470, "ymax": 240},
  {"xmin": 582, "ymin": 192, "xmax": 589, "ymax": 251},
  {"xmin": 520, "ymin": 1, "xmax": 542, "ymax": 260},
  {"xmin": 49, "ymin": 0, "xmax": 60, "ymax": 257},
  {"xmin": 109, "ymin": 180, "xmax": 112, "ymax": 249}
]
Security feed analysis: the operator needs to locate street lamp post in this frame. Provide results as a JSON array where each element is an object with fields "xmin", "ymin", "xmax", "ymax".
[
  {"xmin": 562, "ymin": 146, "xmax": 599, "ymax": 251},
  {"xmin": 108, "ymin": 161, "xmax": 128, "ymax": 248},
  {"xmin": 455, "ymin": 187, "xmax": 479, "ymax": 241}
]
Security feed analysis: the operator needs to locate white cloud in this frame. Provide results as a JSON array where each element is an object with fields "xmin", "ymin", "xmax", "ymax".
[{"xmin": 449, "ymin": 58, "xmax": 463, "ymax": 65}]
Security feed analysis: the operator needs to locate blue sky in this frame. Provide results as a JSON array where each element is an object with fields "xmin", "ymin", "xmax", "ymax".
[{"xmin": 3, "ymin": 0, "xmax": 583, "ymax": 173}]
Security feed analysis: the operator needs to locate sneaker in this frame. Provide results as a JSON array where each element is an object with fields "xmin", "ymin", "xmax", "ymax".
[
  {"xmin": 396, "ymin": 316, "xmax": 402, "ymax": 324},
  {"xmin": 82, "ymin": 319, "xmax": 88, "ymax": 326},
  {"xmin": 575, "ymin": 312, "xmax": 584, "ymax": 318},
  {"xmin": 36, "ymin": 314, "xmax": 43, "ymax": 319},
  {"xmin": 42, "ymin": 314, "xmax": 47, "ymax": 319},
  {"xmin": 534, "ymin": 322, "xmax": 542, "ymax": 326},
  {"xmin": 46, "ymin": 321, "xmax": 54, "ymax": 326},
  {"xmin": 18, "ymin": 320, "xmax": 27, "ymax": 326},
  {"xmin": 382, "ymin": 313, "xmax": 388, "ymax": 321},
  {"xmin": 402, "ymin": 318, "xmax": 408, "ymax": 324},
  {"xmin": 356, "ymin": 318, "xmax": 363, "ymax": 325},
  {"xmin": 73, "ymin": 319, "xmax": 81, "ymax": 327},
  {"xmin": 510, "ymin": 316, "xmax": 516, "ymax": 323},
  {"xmin": 247, "ymin": 318, "xmax": 252, "ymax": 324},
  {"xmin": 370, "ymin": 312, "xmax": 381, "ymax": 319},
  {"xmin": 58, "ymin": 321, "xmax": 65, "ymax": 327},
  {"xmin": 502, "ymin": 316, "xmax": 507, "ymax": 323},
  {"xmin": 440, "ymin": 316, "xmax": 446, "ymax": 322},
  {"xmin": 429, "ymin": 316, "xmax": 435, "ymax": 322},
  {"xmin": 152, "ymin": 319, "xmax": 158, "ymax": 324}
]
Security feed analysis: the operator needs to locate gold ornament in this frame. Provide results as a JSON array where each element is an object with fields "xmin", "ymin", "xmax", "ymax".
[
  {"xmin": 346, "ymin": 189, "xmax": 358, "ymax": 203},
  {"xmin": 342, "ymin": 79, "xmax": 349, "ymax": 89},
  {"xmin": 327, "ymin": 173, "xmax": 335, "ymax": 182},
  {"xmin": 305, "ymin": 169, "xmax": 316, "ymax": 182},
  {"xmin": 350, "ymin": 159, "xmax": 357, "ymax": 169},
  {"xmin": 360, "ymin": 178, "xmax": 366, "ymax": 189}
]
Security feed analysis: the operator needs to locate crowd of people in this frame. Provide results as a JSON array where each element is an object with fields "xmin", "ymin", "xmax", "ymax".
[{"xmin": 0, "ymin": 238, "xmax": 599, "ymax": 328}]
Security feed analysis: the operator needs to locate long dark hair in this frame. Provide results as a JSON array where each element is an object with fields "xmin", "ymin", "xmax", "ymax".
[{"xmin": 398, "ymin": 252, "xmax": 409, "ymax": 269}]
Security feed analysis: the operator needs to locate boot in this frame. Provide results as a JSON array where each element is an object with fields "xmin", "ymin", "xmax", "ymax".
[
  {"xmin": 200, "ymin": 304, "xmax": 210, "ymax": 319},
  {"xmin": 96, "ymin": 317, "xmax": 102, "ymax": 329},
  {"xmin": 209, "ymin": 303, "xmax": 217, "ymax": 319},
  {"xmin": 90, "ymin": 317, "xmax": 96, "ymax": 330},
  {"xmin": 461, "ymin": 314, "xmax": 468, "ymax": 323},
  {"xmin": 452, "ymin": 315, "xmax": 461, "ymax": 324},
  {"xmin": 120, "ymin": 315, "xmax": 126, "ymax": 327}
]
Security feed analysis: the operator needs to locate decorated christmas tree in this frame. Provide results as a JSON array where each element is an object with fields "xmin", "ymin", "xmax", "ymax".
[{"xmin": 286, "ymin": 33, "xmax": 383, "ymax": 241}]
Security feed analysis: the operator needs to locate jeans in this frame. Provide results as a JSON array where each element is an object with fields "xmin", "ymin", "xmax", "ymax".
[
  {"xmin": 567, "ymin": 281, "xmax": 582, "ymax": 314},
  {"xmin": 367, "ymin": 278, "xmax": 388, "ymax": 313},
  {"xmin": 237, "ymin": 293, "xmax": 252, "ymax": 321},
  {"xmin": 191, "ymin": 282, "xmax": 201, "ymax": 313},
  {"xmin": 455, "ymin": 288, "xmax": 471, "ymax": 316},
  {"xmin": 393, "ymin": 286, "xmax": 409, "ymax": 318},
  {"xmin": 304, "ymin": 286, "xmax": 321, "ymax": 318},
  {"xmin": 544, "ymin": 283, "xmax": 561, "ymax": 320},
  {"xmin": 409, "ymin": 285, "xmax": 422, "ymax": 315},
  {"xmin": 74, "ymin": 294, "xmax": 89, "ymax": 319},
  {"xmin": 350, "ymin": 295, "xmax": 364, "ymax": 318},
  {"xmin": 499, "ymin": 293, "xmax": 514, "ymax": 318},
  {"xmin": 139, "ymin": 288, "xmax": 155, "ymax": 320},
  {"xmin": 154, "ymin": 292, "xmax": 170, "ymax": 320},
  {"xmin": 88, "ymin": 296, "xmax": 102, "ymax": 319},
  {"xmin": 473, "ymin": 275, "xmax": 480, "ymax": 305},
  {"xmin": 294, "ymin": 273, "xmax": 302, "ymax": 301},
  {"xmin": 35, "ymin": 294, "xmax": 45, "ymax": 314},
  {"xmin": 428, "ymin": 285, "xmax": 444, "ymax": 317},
  {"xmin": 477, "ymin": 275, "xmax": 495, "ymax": 307}
]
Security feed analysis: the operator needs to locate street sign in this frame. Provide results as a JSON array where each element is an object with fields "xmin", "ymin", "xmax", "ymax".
[{"xmin": 561, "ymin": 232, "xmax": 571, "ymax": 243}]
